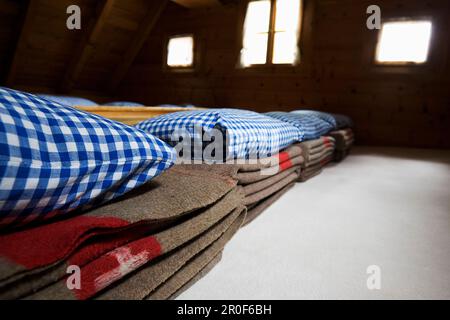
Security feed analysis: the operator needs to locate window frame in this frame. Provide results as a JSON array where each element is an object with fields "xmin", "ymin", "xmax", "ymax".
[
  {"xmin": 164, "ymin": 33, "xmax": 197, "ymax": 72},
  {"xmin": 241, "ymin": 0, "xmax": 304, "ymax": 68},
  {"xmin": 373, "ymin": 18, "xmax": 433, "ymax": 67}
]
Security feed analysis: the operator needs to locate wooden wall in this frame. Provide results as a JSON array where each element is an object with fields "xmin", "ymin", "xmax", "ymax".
[
  {"xmin": 0, "ymin": 0, "xmax": 27, "ymax": 84},
  {"xmin": 0, "ymin": 0, "xmax": 166, "ymax": 102},
  {"xmin": 118, "ymin": 0, "xmax": 450, "ymax": 149}
]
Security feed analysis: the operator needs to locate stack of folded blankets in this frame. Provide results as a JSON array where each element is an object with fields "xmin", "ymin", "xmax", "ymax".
[
  {"xmin": 329, "ymin": 128, "xmax": 355, "ymax": 162},
  {"xmin": 0, "ymin": 88, "xmax": 249, "ymax": 300},
  {"xmin": 265, "ymin": 111, "xmax": 336, "ymax": 182},
  {"xmin": 178, "ymin": 144, "xmax": 304, "ymax": 225},
  {"xmin": 136, "ymin": 109, "xmax": 304, "ymax": 225},
  {"xmin": 0, "ymin": 166, "xmax": 246, "ymax": 300},
  {"xmin": 298, "ymin": 136, "xmax": 336, "ymax": 182}
]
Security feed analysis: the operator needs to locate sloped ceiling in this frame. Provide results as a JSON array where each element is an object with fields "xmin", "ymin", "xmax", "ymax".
[
  {"xmin": 171, "ymin": 0, "xmax": 221, "ymax": 8},
  {"xmin": 0, "ymin": 0, "xmax": 171, "ymax": 95},
  {"xmin": 0, "ymin": 0, "xmax": 239, "ymax": 95}
]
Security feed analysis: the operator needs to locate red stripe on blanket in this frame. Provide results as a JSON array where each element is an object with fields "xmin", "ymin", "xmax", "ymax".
[
  {"xmin": 278, "ymin": 151, "xmax": 290, "ymax": 164},
  {"xmin": 279, "ymin": 159, "xmax": 293, "ymax": 171},
  {"xmin": 73, "ymin": 236, "xmax": 162, "ymax": 300},
  {"xmin": 0, "ymin": 216, "xmax": 129, "ymax": 269}
]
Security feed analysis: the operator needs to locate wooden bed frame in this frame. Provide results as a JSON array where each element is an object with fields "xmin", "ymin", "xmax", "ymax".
[{"xmin": 75, "ymin": 106, "xmax": 205, "ymax": 125}]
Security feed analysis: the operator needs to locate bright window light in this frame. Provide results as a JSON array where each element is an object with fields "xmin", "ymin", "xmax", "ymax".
[
  {"xmin": 167, "ymin": 35, "xmax": 194, "ymax": 67},
  {"xmin": 241, "ymin": 0, "xmax": 301, "ymax": 67},
  {"xmin": 376, "ymin": 21, "xmax": 432, "ymax": 64},
  {"xmin": 241, "ymin": 0, "xmax": 271, "ymax": 66},
  {"xmin": 272, "ymin": 0, "xmax": 301, "ymax": 64}
]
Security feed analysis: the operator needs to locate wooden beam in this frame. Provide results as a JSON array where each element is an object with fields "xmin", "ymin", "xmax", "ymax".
[
  {"xmin": 171, "ymin": 0, "xmax": 220, "ymax": 8},
  {"xmin": 6, "ymin": 0, "xmax": 39, "ymax": 87},
  {"xmin": 108, "ymin": 0, "xmax": 169, "ymax": 92},
  {"xmin": 59, "ymin": 0, "xmax": 115, "ymax": 93}
]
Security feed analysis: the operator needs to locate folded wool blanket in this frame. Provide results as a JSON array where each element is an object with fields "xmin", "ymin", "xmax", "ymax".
[
  {"xmin": 169, "ymin": 251, "xmax": 223, "ymax": 300},
  {"xmin": 147, "ymin": 213, "xmax": 244, "ymax": 300},
  {"xmin": 242, "ymin": 170, "xmax": 299, "ymax": 206},
  {"xmin": 233, "ymin": 143, "xmax": 302, "ymax": 173},
  {"xmin": 298, "ymin": 153, "xmax": 334, "ymax": 182},
  {"xmin": 334, "ymin": 149, "xmax": 351, "ymax": 162},
  {"xmin": 181, "ymin": 144, "xmax": 303, "ymax": 187},
  {"xmin": 241, "ymin": 166, "xmax": 299, "ymax": 198},
  {"xmin": 236, "ymin": 154, "xmax": 303, "ymax": 185},
  {"xmin": 96, "ymin": 206, "xmax": 245, "ymax": 300},
  {"xmin": 298, "ymin": 165, "xmax": 323, "ymax": 182},
  {"xmin": 300, "ymin": 137, "xmax": 335, "ymax": 165},
  {"xmin": 26, "ymin": 189, "xmax": 243, "ymax": 300},
  {"xmin": 179, "ymin": 157, "xmax": 300, "ymax": 222},
  {"xmin": 329, "ymin": 128, "xmax": 354, "ymax": 162},
  {"xmin": 0, "ymin": 165, "xmax": 241, "ymax": 299},
  {"xmin": 304, "ymin": 147, "xmax": 335, "ymax": 168},
  {"xmin": 243, "ymin": 183, "xmax": 295, "ymax": 226},
  {"xmin": 329, "ymin": 128, "xmax": 354, "ymax": 151}
]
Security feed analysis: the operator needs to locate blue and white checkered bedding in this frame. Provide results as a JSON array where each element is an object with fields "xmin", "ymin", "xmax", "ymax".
[
  {"xmin": 330, "ymin": 113, "xmax": 353, "ymax": 129},
  {"xmin": 103, "ymin": 101, "xmax": 144, "ymax": 107},
  {"xmin": 36, "ymin": 94, "xmax": 98, "ymax": 107},
  {"xmin": 290, "ymin": 110, "xmax": 353, "ymax": 130},
  {"xmin": 0, "ymin": 87, "xmax": 176, "ymax": 228},
  {"xmin": 290, "ymin": 110, "xmax": 338, "ymax": 128},
  {"xmin": 265, "ymin": 112, "xmax": 334, "ymax": 141},
  {"xmin": 135, "ymin": 109, "xmax": 302, "ymax": 160}
]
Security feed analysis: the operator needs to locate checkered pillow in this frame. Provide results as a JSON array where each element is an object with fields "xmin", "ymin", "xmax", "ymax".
[
  {"xmin": 291, "ymin": 110, "xmax": 353, "ymax": 130},
  {"xmin": 0, "ymin": 87, "xmax": 176, "ymax": 228},
  {"xmin": 290, "ymin": 110, "xmax": 338, "ymax": 128},
  {"xmin": 135, "ymin": 109, "xmax": 301, "ymax": 160},
  {"xmin": 265, "ymin": 112, "xmax": 334, "ymax": 141},
  {"xmin": 330, "ymin": 113, "xmax": 353, "ymax": 129}
]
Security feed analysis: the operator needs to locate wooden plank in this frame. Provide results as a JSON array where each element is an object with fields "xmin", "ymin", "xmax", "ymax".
[
  {"xmin": 108, "ymin": 0, "xmax": 169, "ymax": 92},
  {"xmin": 6, "ymin": 0, "xmax": 39, "ymax": 86},
  {"xmin": 75, "ymin": 105, "xmax": 205, "ymax": 125},
  {"xmin": 59, "ymin": 0, "xmax": 116, "ymax": 93},
  {"xmin": 171, "ymin": 0, "xmax": 220, "ymax": 8}
]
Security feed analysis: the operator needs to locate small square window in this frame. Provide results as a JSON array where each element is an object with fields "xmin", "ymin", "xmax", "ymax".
[
  {"xmin": 375, "ymin": 21, "xmax": 432, "ymax": 65},
  {"xmin": 240, "ymin": 0, "xmax": 302, "ymax": 67},
  {"xmin": 167, "ymin": 35, "xmax": 194, "ymax": 68}
]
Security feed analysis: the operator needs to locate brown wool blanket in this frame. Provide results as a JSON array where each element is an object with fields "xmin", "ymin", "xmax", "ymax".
[
  {"xmin": 95, "ymin": 207, "xmax": 246, "ymax": 300},
  {"xmin": 242, "ymin": 170, "xmax": 299, "ymax": 206},
  {"xmin": 168, "ymin": 251, "xmax": 223, "ymax": 300},
  {"xmin": 0, "ymin": 165, "xmax": 242, "ymax": 299},
  {"xmin": 25, "ymin": 191, "xmax": 243, "ymax": 300},
  {"xmin": 329, "ymin": 128, "xmax": 355, "ymax": 151},
  {"xmin": 147, "ymin": 213, "xmax": 244, "ymax": 300},
  {"xmin": 300, "ymin": 137, "xmax": 336, "ymax": 166},
  {"xmin": 304, "ymin": 148, "xmax": 335, "ymax": 168},
  {"xmin": 334, "ymin": 149, "xmax": 351, "ymax": 162},
  {"xmin": 243, "ymin": 183, "xmax": 295, "ymax": 226},
  {"xmin": 232, "ymin": 144, "xmax": 303, "ymax": 173},
  {"xmin": 298, "ymin": 153, "xmax": 334, "ymax": 183},
  {"xmin": 181, "ymin": 144, "xmax": 303, "ymax": 186},
  {"xmin": 242, "ymin": 166, "xmax": 299, "ymax": 198}
]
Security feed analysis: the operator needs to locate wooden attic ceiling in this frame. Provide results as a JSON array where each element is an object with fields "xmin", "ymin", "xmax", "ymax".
[
  {"xmin": 0, "ymin": 0, "xmax": 238, "ymax": 95},
  {"xmin": 0, "ymin": 0, "xmax": 170, "ymax": 94},
  {"xmin": 171, "ymin": 0, "xmax": 238, "ymax": 8},
  {"xmin": 171, "ymin": 0, "xmax": 221, "ymax": 8}
]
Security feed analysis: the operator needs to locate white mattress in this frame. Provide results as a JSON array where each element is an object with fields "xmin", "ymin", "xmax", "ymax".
[{"xmin": 178, "ymin": 147, "xmax": 450, "ymax": 300}]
